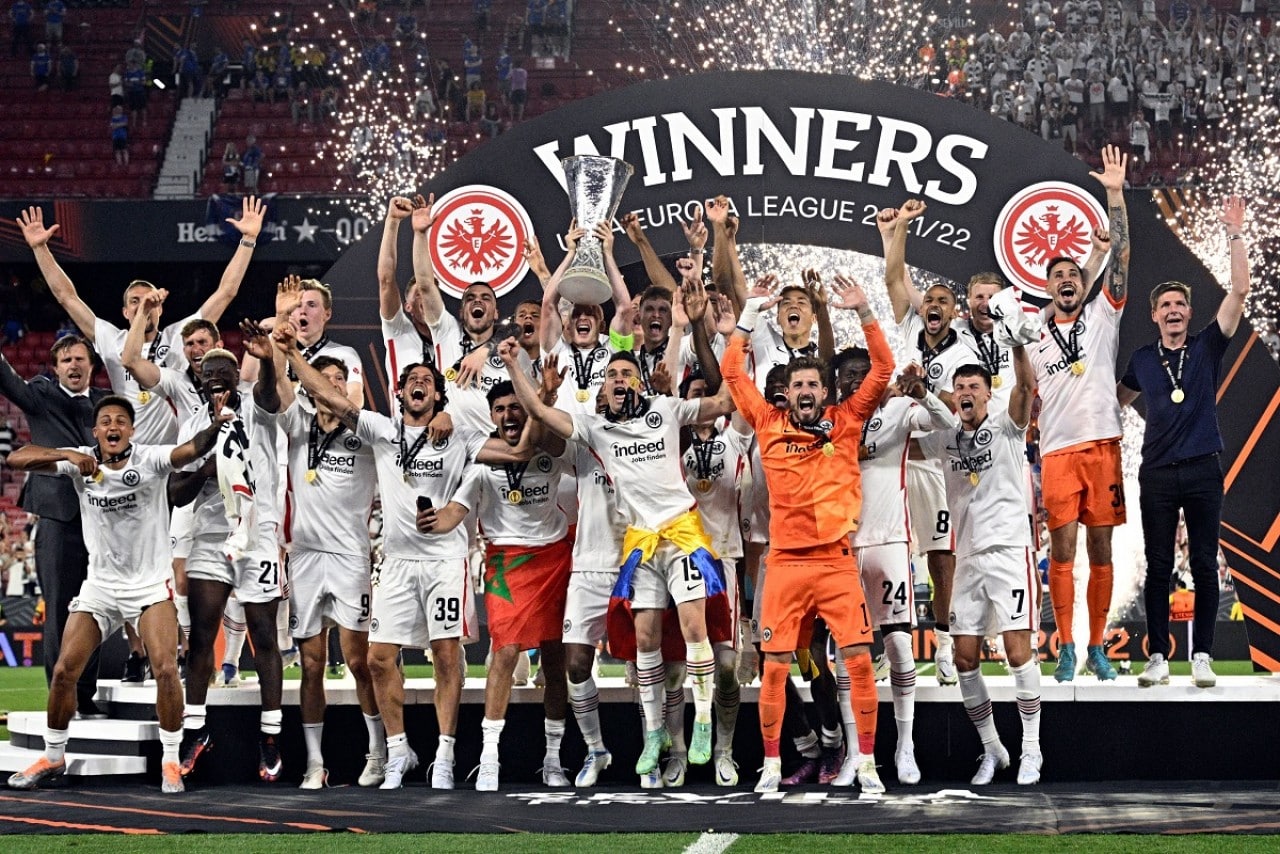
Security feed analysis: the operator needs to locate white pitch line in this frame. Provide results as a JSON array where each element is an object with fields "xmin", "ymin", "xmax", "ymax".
[{"xmin": 683, "ymin": 831, "xmax": 740, "ymax": 854}]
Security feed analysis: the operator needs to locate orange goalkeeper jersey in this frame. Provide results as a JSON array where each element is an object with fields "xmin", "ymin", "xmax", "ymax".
[{"xmin": 722, "ymin": 321, "xmax": 894, "ymax": 551}]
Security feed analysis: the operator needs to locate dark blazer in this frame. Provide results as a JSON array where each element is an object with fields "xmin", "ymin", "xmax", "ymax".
[{"xmin": 0, "ymin": 356, "xmax": 108, "ymax": 522}]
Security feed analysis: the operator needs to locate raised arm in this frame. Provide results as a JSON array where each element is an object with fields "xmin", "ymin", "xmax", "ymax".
[
  {"xmin": 804, "ymin": 269, "xmax": 836, "ymax": 364},
  {"xmin": 498, "ymin": 337, "xmax": 574, "ymax": 440},
  {"xmin": 278, "ymin": 325, "xmax": 360, "ymax": 430},
  {"xmin": 122, "ymin": 288, "xmax": 165, "ymax": 390},
  {"xmin": 171, "ymin": 390, "xmax": 234, "ymax": 468},
  {"xmin": 621, "ymin": 212, "xmax": 677, "ymax": 292},
  {"xmin": 523, "ymin": 235, "xmax": 553, "ymax": 291},
  {"xmin": 16, "ymin": 206, "xmax": 97, "ymax": 341},
  {"xmin": 539, "ymin": 223, "xmax": 585, "ymax": 353},
  {"xmin": 1008, "ymin": 344, "xmax": 1035, "ymax": 429},
  {"xmin": 831, "ymin": 277, "xmax": 894, "ymax": 418},
  {"xmin": 705, "ymin": 195, "xmax": 746, "ymax": 314},
  {"xmin": 1216, "ymin": 196, "xmax": 1250, "ymax": 338},
  {"xmin": 378, "ymin": 195, "xmax": 414, "ymax": 321},
  {"xmin": 1090, "ymin": 144, "xmax": 1130, "ymax": 305},
  {"xmin": 604, "ymin": 222, "xmax": 633, "ymax": 335},
  {"xmin": 1080, "ymin": 225, "xmax": 1110, "ymax": 291},
  {"xmin": 880, "ymin": 201, "xmax": 927, "ymax": 324},
  {"xmin": 409, "ymin": 193, "xmax": 445, "ymax": 325},
  {"xmin": 677, "ymin": 260, "xmax": 723, "ymax": 393},
  {"xmin": 199, "ymin": 195, "xmax": 265, "ymax": 324},
  {"xmin": 722, "ymin": 297, "xmax": 775, "ymax": 429},
  {"xmin": 0, "ymin": 352, "xmax": 38, "ymax": 414}
]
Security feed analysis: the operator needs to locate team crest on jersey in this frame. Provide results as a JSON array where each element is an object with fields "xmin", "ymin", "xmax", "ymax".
[
  {"xmin": 537, "ymin": 455, "xmax": 553, "ymax": 473},
  {"xmin": 427, "ymin": 184, "xmax": 533, "ymax": 298},
  {"xmin": 344, "ymin": 435, "xmax": 362, "ymax": 452},
  {"xmin": 645, "ymin": 411, "xmax": 663, "ymax": 429},
  {"xmin": 370, "ymin": 618, "xmax": 380, "ymax": 632},
  {"xmin": 866, "ymin": 417, "xmax": 882, "ymax": 432},
  {"xmin": 975, "ymin": 428, "xmax": 992, "ymax": 445},
  {"xmin": 432, "ymin": 436, "xmax": 449, "ymax": 450},
  {"xmin": 563, "ymin": 618, "xmax": 572, "ymax": 633},
  {"xmin": 289, "ymin": 614, "xmax": 298, "ymax": 630},
  {"xmin": 926, "ymin": 362, "xmax": 944, "ymax": 382},
  {"xmin": 994, "ymin": 181, "xmax": 1108, "ymax": 300},
  {"xmin": 122, "ymin": 470, "xmax": 140, "ymax": 487},
  {"xmin": 487, "ymin": 353, "xmax": 505, "ymax": 370},
  {"xmin": 761, "ymin": 627, "xmax": 773, "ymax": 642}
]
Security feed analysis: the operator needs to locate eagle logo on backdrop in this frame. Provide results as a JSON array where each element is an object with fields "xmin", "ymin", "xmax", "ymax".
[
  {"xmin": 994, "ymin": 182, "xmax": 1109, "ymax": 300},
  {"xmin": 428, "ymin": 185, "xmax": 533, "ymax": 298}
]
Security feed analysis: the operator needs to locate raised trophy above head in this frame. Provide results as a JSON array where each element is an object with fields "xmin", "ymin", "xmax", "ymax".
[{"xmin": 560, "ymin": 155, "xmax": 634, "ymax": 304}]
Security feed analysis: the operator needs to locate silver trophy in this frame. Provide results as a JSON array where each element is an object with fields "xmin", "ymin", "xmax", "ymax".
[{"xmin": 560, "ymin": 155, "xmax": 634, "ymax": 304}]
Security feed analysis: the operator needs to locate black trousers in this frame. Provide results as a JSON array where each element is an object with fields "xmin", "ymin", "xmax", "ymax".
[
  {"xmin": 34, "ymin": 515, "xmax": 100, "ymax": 708},
  {"xmin": 1139, "ymin": 454, "xmax": 1223, "ymax": 658}
]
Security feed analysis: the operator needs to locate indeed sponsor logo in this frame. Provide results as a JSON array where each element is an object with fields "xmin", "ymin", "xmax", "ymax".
[
  {"xmin": 613, "ymin": 438, "xmax": 665, "ymax": 457},
  {"xmin": 89, "ymin": 492, "xmax": 138, "ymax": 509}
]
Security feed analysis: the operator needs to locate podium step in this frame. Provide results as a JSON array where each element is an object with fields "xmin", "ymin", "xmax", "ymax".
[
  {"xmin": 0, "ymin": 742, "xmax": 147, "ymax": 777},
  {"xmin": 7, "ymin": 712, "xmax": 158, "ymax": 756}
]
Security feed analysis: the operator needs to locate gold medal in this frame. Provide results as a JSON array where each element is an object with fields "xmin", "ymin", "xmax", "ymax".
[
  {"xmin": 968, "ymin": 471, "xmax": 980, "ymax": 486},
  {"xmin": 305, "ymin": 469, "xmax": 318, "ymax": 484},
  {"xmin": 1070, "ymin": 360, "xmax": 1086, "ymax": 376},
  {"xmin": 822, "ymin": 442, "xmax": 835, "ymax": 457},
  {"xmin": 696, "ymin": 478, "xmax": 712, "ymax": 494},
  {"xmin": 507, "ymin": 489, "xmax": 524, "ymax": 504},
  {"xmin": 858, "ymin": 444, "xmax": 870, "ymax": 461},
  {"xmin": 576, "ymin": 389, "xmax": 590, "ymax": 403},
  {"xmin": 137, "ymin": 390, "xmax": 152, "ymax": 405},
  {"xmin": 1171, "ymin": 388, "xmax": 1185, "ymax": 404},
  {"xmin": 628, "ymin": 376, "xmax": 642, "ymax": 391},
  {"xmin": 991, "ymin": 375, "xmax": 1003, "ymax": 390},
  {"xmin": 92, "ymin": 470, "xmax": 104, "ymax": 483},
  {"xmin": 444, "ymin": 368, "xmax": 458, "ymax": 382}
]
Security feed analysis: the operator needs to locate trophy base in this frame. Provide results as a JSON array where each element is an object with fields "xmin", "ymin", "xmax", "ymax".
[{"xmin": 559, "ymin": 269, "xmax": 613, "ymax": 305}]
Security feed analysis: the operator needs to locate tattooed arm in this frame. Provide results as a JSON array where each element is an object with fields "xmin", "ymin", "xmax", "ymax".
[{"xmin": 1091, "ymin": 144, "xmax": 1130, "ymax": 305}]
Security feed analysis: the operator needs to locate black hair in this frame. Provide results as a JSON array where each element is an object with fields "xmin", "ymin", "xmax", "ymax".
[
  {"xmin": 953, "ymin": 363, "xmax": 993, "ymax": 388},
  {"xmin": 93, "ymin": 394, "xmax": 136, "ymax": 424},
  {"xmin": 486, "ymin": 380, "xmax": 516, "ymax": 406},
  {"xmin": 397, "ymin": 362, "xmax": 448, "ymax": 412}
]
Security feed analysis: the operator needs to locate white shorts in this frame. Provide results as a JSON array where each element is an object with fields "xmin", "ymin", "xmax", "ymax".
[
  {"xmin": 631, "ymin": 541, "xmax": 707, "ymax": 610},
  {"xmin": 70, "ymin": 577, "xmax": 173, "ymax": 640},
  {"xmin": 288, "ymin": 548, "xmax": 372, "ymax": 638},
  {"xmin": 950, "ymin": 546, "xmax": 1038, "ymax": 637},
  {"xmin": 907, "ymin": 459, "xmax": 954, "ymax": 554},
  {"xmin": 186, "ymin": 530, "xmax": 283, "ymax": 604},
  {"xmin": 369, "ymin": 556, "xmax": 475, "ymax": 649},
  {"xmin": 740, "ymin": 477, "xmax": 771, "ymax": 546},
  {"xmin": 857, "ymin": 540, "xmax": 917, "ymax": 628},
  {"xmin": 716, "ymin": 558, "xmax": 740, "ymax": 651},
  {"xmin": 561, "ymin": 570, "xmax": 616, "ymax": 647},
  {"xmin": 169, "ymin": 503, "xmax": 194, "ymax": 561}
]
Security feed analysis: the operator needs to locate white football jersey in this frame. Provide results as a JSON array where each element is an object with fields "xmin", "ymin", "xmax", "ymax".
[
  {"xmin": 355, "ymin": 410, "xmax": 487, "ymax": 560},
  {"xmin": 568, "ymin": 438, "xmax": 626, "ymax": 571},
  {"xmin": 155, "ymin": 366, "xmax": 206, "ymax": 434},
  {"xmin": 750, "ymin": 323, "xmax": 817, "ymax": 393},
  {"xmin": 57, "ymin": 444, "xmax": 176, "ymax": 590},
  {"xmin": 178, "ymin": 387, "xmax": 281, "ymax": 536},
  {"xmin": 381, "ymin": 307, "xmax": 434, "ymax": 402},
  {"xmin": 547, "ymin": 338, "xmax": 610, "ymax": 398},
  {"xmin": 954, "ymin": 319, "xmax": 1015, "ymax": 402},
  {"xmin": 896, "ymin": 313, "xmax": 980, "ymax": 397},
  {"xmin": 279, "ymin": 401, "xmax": 376, "ymax": 556},
  {"xmin": 429, "ymin": 312, "xmax": 514, "ymax": 435},
  {"xmin": 918, "ymin": 409, "xmax": 1032, "ymax": 555},
  {"xmin": 94, "ymin": 315, "xmax": 197, "ymax": 444},
  {"xmin": 853, "ymin": 393, "xmax": 954, "ymax": 548},
  {"xmin": 1031, "ymin": 295, "xmax": 1124, "ymax": 455},
  {"xmin": 681, "ymin": 424, "xmax": 748, "ymax": 560},
  {"xmin": 569, "ymin": 396, "xmax": 703, "ymax": 531},
  {"xmin": 458, "ymin": 447, "xmax": 571, "ymax": 547}
]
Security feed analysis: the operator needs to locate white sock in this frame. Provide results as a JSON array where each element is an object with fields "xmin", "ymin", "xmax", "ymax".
[
  {"xmin": 159, "ymin": 727, "xmax": 182, "ymax": 765},
  {"xmin": 436, "ymin": 733, "xmax": 456, "ymax": 764},
  {"xmin": 276, "ymin": 601, "xmax": 292, "ymax": 652},
  {"xmin": 568, "ymin": 677, "xmax": 604, "ymax": 751},
  {"xmin": 260, "ymin": 708, "xmax": 283, "ymax": 736},
  {"xmin": 183, "ymin": 703, "xmax": 207, "ymax": 731},
  {"xmin": 635, "ymin": 649, "xmax": 665, "ymax": 732},
  {"xmin": 174, "ymin": 594, "xmax": 190, "ymax": 642},
  {"xmin": 958, "ymin": 668, "xmax": 1000, "ymax": 746},
  {"xmin": 480, "ymin": 717, "xmax": 505, "ymax": 760},
  {"xmin": 794, "ymin": 730, "xmax": 820, "ymax": 759},
  {"xmin": 544, "ymin": 718, "xmax": 565, "ymax": 763},
  {"xmin": 821, "ymin": 725, "xmax": 843, "ymax": 749},
  {"xmin": 45, "ymin": 727, "xmax": 69, "ymax": 763},
  {"xmin": 1011, "ymin": 659, "xmax": 1042, "ymax": 754},
  {"xmin": 664, "ymin": 661, "xmax": 687, "ymax": 753},
  {"xmin": 885, "ymin": 631, "xmax": 916, "ymax": 752},
  {"xmin": 364, "ymin": 712, "xmax": 386, "ymax": 759},
  {"xmin": 686, "ymin": 638, "xmax": 715, "ymax": 725},
  {"xmin": 387, "ymin": 732, "xmax": 409, "ymax": 761},
  {"xmin": 303, "ymin": 722, "xmax": 324, "ymax": 764},
  {"xmin": 713, "ymin": 647, "xmax": 740, "ymax": 752},
  {"xmin": 835, "ymin": 655, "xmax": 856, "ymax": 754}
]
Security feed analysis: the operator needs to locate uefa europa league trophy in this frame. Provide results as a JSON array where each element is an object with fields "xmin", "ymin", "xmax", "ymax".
[{"xmin": 559, "ymin": 155, "xmax": 634, "ymax": 304}]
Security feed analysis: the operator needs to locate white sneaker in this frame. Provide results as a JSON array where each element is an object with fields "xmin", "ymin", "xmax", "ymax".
[
  {"xmin": 662, "ymin": 752, "xmax": 688, "ymax": 788},
  {"xmin": 1192, "ymin": 652, "xmax": 1217, "ymax": 688},
  {"xmin": 541, "ymin": 760, "xmax": 570, "ymax": 787},
  {"xmin": 1017, "ymin": 751, "xmax": 1043, "ymax": 785},
  {"xmin": 513, "ymin": 653, "xmax": 530, "ymax": 686},
  {"xmin": 300, "ymin": 762, "xmax": 327, "ymax": 790},
  {"xmin": 872, "ymin": 653, "xmax": 890, "ymax": 682},
  {"xmin": 379, "ymin": 749, "xmax": 419, "ymax": 790},
  {"xmin": 475, "ymin": 758, "xmax": 500, "ymax": 791},
  {"xmin": 970, "ymin": 744, "xmax": 1011, "ymax": 785},
  {"xmin": 639, "ymin": 767, "xmax": 664, "ymax": 789},
  {"xmin": 935, "ymin": 645, "xmax": 958, "ymax": 686},
  {"xmin": 575, "ymin": 749, "xmax": 612, "ymax": 787},
  {"xmin": 714, "ymin": 750, "xmax": 739, "ymax": 786},
  {"xmin": 358, "ymin": 753, "xmax": 386, "ymax": 787},
  {"xmin": 1138, "ymin": 653, "xmax": 1170, "ymax": 687},
  {"xmin": 430, "ymin": 758, "xmax": 455, "ymax": 789},
  {"xmin": 754, "ymin": 757, "xmax": 782, "ymax": 793},
  {"xmin": 856, "ymin": 757, "xmax": 885, "ymax": 794},
  {"xmin": 832, "ymin": 751, "xmax": 859, "ymax": 787},
  {"xmin": 895, "ymin": 747, "xmax": 921, "ymax": 785}
]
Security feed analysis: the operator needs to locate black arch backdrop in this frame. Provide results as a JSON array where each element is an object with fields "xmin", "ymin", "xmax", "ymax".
[{"xmin": 321, "ymin": 71, "xmax": 1280, "ymax": 671}]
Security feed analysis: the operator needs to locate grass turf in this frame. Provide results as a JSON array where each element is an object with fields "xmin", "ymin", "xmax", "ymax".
[{"xmin": 1, "ymin": 834, "xmax": 1278, "ymax": 852}]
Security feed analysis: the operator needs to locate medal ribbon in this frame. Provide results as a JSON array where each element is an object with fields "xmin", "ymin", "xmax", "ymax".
[
  {"xmin": 397, "ymin": 419, "xmax": 432, "ymax": 480},
  {"xmin": 955, "ymin": 414, "xmax": 989, "ymax": 477},
  {"xmin": 637, "ymin": 340, "xmax": 666, "ymax": 391},
  {"xmin": 307, "ymin": 416, "xmax": 347, "ymax": 474},
  {"xmin": 691, "ymin": 432, "xmax": 716, "ymax": 481},
  {"xmin": 1157, "ymin": 342, "xmax": 1186, "ymax": 395},
  {"xmin": 917, "ymin": 328, "xmax": 959, "ymax": 388},
  {"xmin": 1048, "ymin": 319, "xmax": 1084, "ymax": 365},
  {"xmin": 502, "ymin": 462, "xmax": 529, "ymax": 496},
  {"xmin": 287, "ymin": 334, "xmax": 330, "ymax": 381},
  {"xmin": 572, "ymin": 345, "xmax": 602, "ymax": 391},
  {"xmin": 789, "ymin": 410, "xmax": 834, "ymax": 452},
  {"xmin": 968, "ymin": 321, "xmax": 1003, "ymax": 378},
  {"xmin": 93, "ymin": 445, "xmax": 134, "ymax": 467}
]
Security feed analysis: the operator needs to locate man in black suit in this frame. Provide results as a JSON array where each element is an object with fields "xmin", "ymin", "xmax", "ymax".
[{"xmin": 0, "ymin": 335, "xmax": 108, "ymax": 716}]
